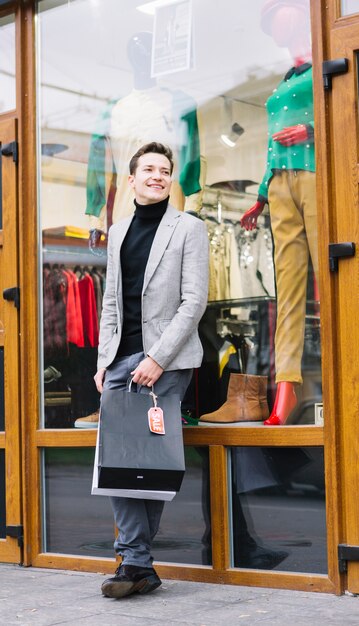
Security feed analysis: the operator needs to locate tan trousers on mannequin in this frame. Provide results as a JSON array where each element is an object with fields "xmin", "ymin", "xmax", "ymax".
[{"xmin": 268, "ymin": 170, "xmax": 318, "ymax": 384}]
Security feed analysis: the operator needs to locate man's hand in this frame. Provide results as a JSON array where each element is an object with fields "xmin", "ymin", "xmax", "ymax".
[
  {"xmin": 94, "ymin": 367, "xmax": 106, "ymax": 393},
  {"xmin": 131, "ymin": 356, "xmax": 164, "ymax": 387}
]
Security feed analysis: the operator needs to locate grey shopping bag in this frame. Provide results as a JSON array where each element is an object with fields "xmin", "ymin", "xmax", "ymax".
[{"xmin": 91, "ymin": 385, "xmax": 185, "ymax": 501}]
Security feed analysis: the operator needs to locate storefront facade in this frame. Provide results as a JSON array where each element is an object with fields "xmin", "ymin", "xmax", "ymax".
[{"xmin": 0, "ymin": 0, "xmax": 358, "ymax": 594}]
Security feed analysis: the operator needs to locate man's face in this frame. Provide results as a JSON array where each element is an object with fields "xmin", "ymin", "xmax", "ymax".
[{"xmin": 129, "ymin": 152, "xmax": 172, "ymax": 205}]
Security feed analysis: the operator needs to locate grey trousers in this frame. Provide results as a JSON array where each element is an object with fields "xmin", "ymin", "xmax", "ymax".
[{"xmin": 103, "ymin": 351, "xmax": 192, "ymax": 568}]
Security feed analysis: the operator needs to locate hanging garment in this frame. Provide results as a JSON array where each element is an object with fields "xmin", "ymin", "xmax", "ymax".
[
  {"xmin": 63, "ymin": 270, "xmax": 84, "ymax": 348},
  {"xmin": 205, "ymin": 219, "xmax": 243, "ymax": 302},
  {"xmin": 234, "ymin": 223, "xmax": 275, "ymax": 299},
  {"xmin": 78, "ymin": 273, "xmax": 99, "ymax": 348},
  {"xmin": 90, "ymin": 269, "xmax": 104, "ymax": 324},
  {"xmin": 43, "ymin": 267, "xmax": 68, "ymax": 357}
]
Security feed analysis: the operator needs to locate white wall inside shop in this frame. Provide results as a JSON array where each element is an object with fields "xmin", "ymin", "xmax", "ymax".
[{"xmin": 41, "ymin": 159, "xmax": 88, "ymax": 230}]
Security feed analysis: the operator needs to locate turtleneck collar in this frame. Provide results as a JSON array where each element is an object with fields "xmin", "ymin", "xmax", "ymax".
[{"xmin": 134, "ymin": 196, "xmax": 169, "ymax": 220}]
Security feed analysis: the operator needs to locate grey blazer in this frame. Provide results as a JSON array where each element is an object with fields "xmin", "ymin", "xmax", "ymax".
[{"xmin": 97, "ymin": 204, "xmax": 209, "ymax": 371}]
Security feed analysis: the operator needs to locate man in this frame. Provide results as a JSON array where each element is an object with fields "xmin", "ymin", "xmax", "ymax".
[{"xmin": 94, "ymin": 142, "xmax": 209, "ymax": 599}]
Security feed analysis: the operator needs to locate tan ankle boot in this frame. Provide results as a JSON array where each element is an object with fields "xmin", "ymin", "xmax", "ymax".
[
  {"xmin": 259, "ymin": 376, "xmax": 269, "ymax": 420},
  {"xmin": 200, "ymin": 373, "xmax": 268, "ymax": 423}
]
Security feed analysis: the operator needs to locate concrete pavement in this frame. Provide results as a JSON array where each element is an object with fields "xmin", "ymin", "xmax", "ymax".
[{"xmin": 0, "ymin": 563, "xmax": 358, "ymax": 625}]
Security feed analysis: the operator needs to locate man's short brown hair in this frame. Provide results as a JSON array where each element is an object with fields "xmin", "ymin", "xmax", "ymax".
[{"xmin": 129, "ymin": 142, "xmax": 174, "ymax": 175}]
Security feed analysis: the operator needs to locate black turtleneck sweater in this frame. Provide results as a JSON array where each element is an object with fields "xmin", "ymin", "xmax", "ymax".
[{"xmin": 117, "ymin": 196, "xmax": 169, "ymax": 357}]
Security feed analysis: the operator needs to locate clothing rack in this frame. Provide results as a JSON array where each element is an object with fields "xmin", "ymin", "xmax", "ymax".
[
  {"xmin": 42, "ymin": 245, "xmax": 107, "ymax": 267},
  {"xmin": 43, "ymin": 263, "xmax": 104, "ymax": 353}
]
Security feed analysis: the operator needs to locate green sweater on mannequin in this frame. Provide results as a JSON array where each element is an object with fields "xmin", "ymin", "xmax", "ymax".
[{"xmin": 258, "ymin": 63, "xmax": 315, "ymax": 201}]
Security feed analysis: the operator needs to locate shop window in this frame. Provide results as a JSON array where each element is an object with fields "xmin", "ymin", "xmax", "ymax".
[
  {"xmin": 230, "ymin": 447, "xmax": 327, "ymax": 573},
  {"xmin": 36, "ymin": 0, "xmax": 327, "ymax": 576},
  {"xmin": 37, "ymin": 0, "xmax": 322, "ymax": 430},
  {"xmin": 0, "ymin": 14, "xmax": 15, "ymax": 114}
]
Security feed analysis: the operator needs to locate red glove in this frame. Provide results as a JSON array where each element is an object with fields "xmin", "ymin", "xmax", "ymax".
[
  {"xmin": 272, "ymin": 124, "xmax": 309, "ymax": 147},
  {"xmin": 240, "ymin": 201, "xmax": 266, "ymax": 231}
]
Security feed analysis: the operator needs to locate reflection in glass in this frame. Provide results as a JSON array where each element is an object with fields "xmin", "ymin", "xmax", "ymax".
[
  {"xmin": 153, "ymin": 447, "xmax": 211, "ymax": 566},
  {"xmin": 0, "ymin": 15, "xmax": 15, "ymax": 114},
  {"xmin": 44, "ymin": 448, "xmax": 114, "ymax": 556},
  {"xmin": 341, "ymin": 0, "xmax": 359, "ymax": 16},
  {"xmin": 231, "ymin": 447, "xmax": 327, "ymax": 573}
]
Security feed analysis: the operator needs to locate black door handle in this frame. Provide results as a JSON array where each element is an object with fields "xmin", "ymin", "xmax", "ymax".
[
  {"xmin": 3, "ymin": 287, "xmax": 20, "ymax": 309},
  {"xmin": 329, "ymin": 242, "xmax": 355, "ymax": 272}
]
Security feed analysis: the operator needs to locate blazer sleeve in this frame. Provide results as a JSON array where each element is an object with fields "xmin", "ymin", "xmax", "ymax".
[
  {"xmin": 147, "ymin": 217, "xmax": 209, "ymax": 370},
  {"xmin": 97, "ymin": 226, "xmax": 118, "ymax": 369}
]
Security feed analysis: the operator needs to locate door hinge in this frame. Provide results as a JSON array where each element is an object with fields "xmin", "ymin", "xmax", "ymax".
[
  {"xmin": 322, "ymin": 58, "xmax": 349, "ymax": 91},
  {"xmin": 6, "ymin": 525, "xmax": 24, "ymax": 548},
  {"xmin": 329, "ymin": 242, "xmax": 355, "ymax": 272},
  {"xmin": 338, "ymin": 544, "xmax": 359, "ymax": 574},
  {"xmin": 1, "ymin": 140, "xmax": 18, "ymax": 165},
  {"xmin": 3, "ymin": 286, "xmax": 20, "ymax": 310}
]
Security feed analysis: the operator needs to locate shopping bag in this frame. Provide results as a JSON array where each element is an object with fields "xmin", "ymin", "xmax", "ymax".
[{"xmin": 91, "ymin": 384, "xmax": 185, "ymax": 501}]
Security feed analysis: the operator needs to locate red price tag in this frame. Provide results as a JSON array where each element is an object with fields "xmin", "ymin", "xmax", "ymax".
[{"xmin": 148, "ymin": 406, "xmax": 165, "ymax": 435}]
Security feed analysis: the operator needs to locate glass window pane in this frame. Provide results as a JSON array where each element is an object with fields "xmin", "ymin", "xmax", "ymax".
[
  {"xmin": 0, "ymin": 14, "xmax": 15, "ymax": 114},
  {"xmin": 0, "ymin": 450, "xmax": 5, "ymax": 538},
  {"xmin": 37, "ymin": 0, "xmax": 322, "ymax": 428},
  {"xmin": 44, "ymin": 446, "xmax": 210, "ymax": 563},
  {"xmin": 341, "ymin": 0, "xmax": 359, "ymax": 16},
  {"xmin": 230, "ymin": 447, "xmax": 327, "ymax": 573},
  {"xmin": 43, "ymin": 448, "xmax": 114, "ymax": 556},
  {"xmin": 153, "ymin": 447, "xmax": 211, "ymax": 566}
]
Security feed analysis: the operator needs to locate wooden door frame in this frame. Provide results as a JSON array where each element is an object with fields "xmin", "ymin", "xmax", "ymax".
[
  {"xmin": 310, "ymin": 0, "xmax": 345, "ymax": 595},
  {"xmin": 16, "ymin": 0, "xmax": 39, "ymax": 566},
  {"xmin": 0, "ymin": 115, "xmax": 22, "ymax": 563},
  {"xmin": 321, "ymin": 2, "xmax": 359, "ymax": 593},
  {"xmin": 0, "ymin": 2, "xmax": 24, "ymax": 565},
  {"xmin": 13, "ymin": 0, "xmax": 353, "ymax": 594}
]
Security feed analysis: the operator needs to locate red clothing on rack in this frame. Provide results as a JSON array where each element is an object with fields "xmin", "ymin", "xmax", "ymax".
[
  {"xmin": 78, "ymin": 273, "xmax": 99, "ymax": 347},
  {"xmin": 63, "ymin": 270, "xmax": 85, "ymax": 348}
]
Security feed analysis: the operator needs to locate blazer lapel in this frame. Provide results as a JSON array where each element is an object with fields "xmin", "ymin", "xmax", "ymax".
[{"xmin": 143, "ymin": 204, "xmax": 181, "ymax": 292}]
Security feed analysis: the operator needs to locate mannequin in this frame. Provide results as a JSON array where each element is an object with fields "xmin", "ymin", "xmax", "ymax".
[
  {"xmin": 241, "ymin": 0, "xmax": 318, "ymax": 425},
  {"xmin": 86, "ymin": 31, "xmax": 203, "ymax": 251}
]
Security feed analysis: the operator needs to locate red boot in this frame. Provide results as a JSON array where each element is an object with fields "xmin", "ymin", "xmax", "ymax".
[{"xmin": 264, "ymin": 382, "xmax": 297, "ymax": 426}]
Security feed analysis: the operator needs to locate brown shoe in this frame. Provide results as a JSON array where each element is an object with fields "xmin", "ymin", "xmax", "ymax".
[
  {"xmin": 101, "ymin": 564, "xmax": 162, "ymax": 599},
  {"xmin": 200, "ymin": 373, "xmax": 268, "ymax": 423},
  {"xmin": 74, "ymin": 410, "xmax": 99, "ymax": 429}
]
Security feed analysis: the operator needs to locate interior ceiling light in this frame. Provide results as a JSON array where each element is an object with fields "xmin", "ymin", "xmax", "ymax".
[
  {"xmin": 136, "ymin": 0, "xmax": 178, "ymax": 16},
  {"xmin": 220, "ymin": 123, "xmax": 244, "ymax": 148}
]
